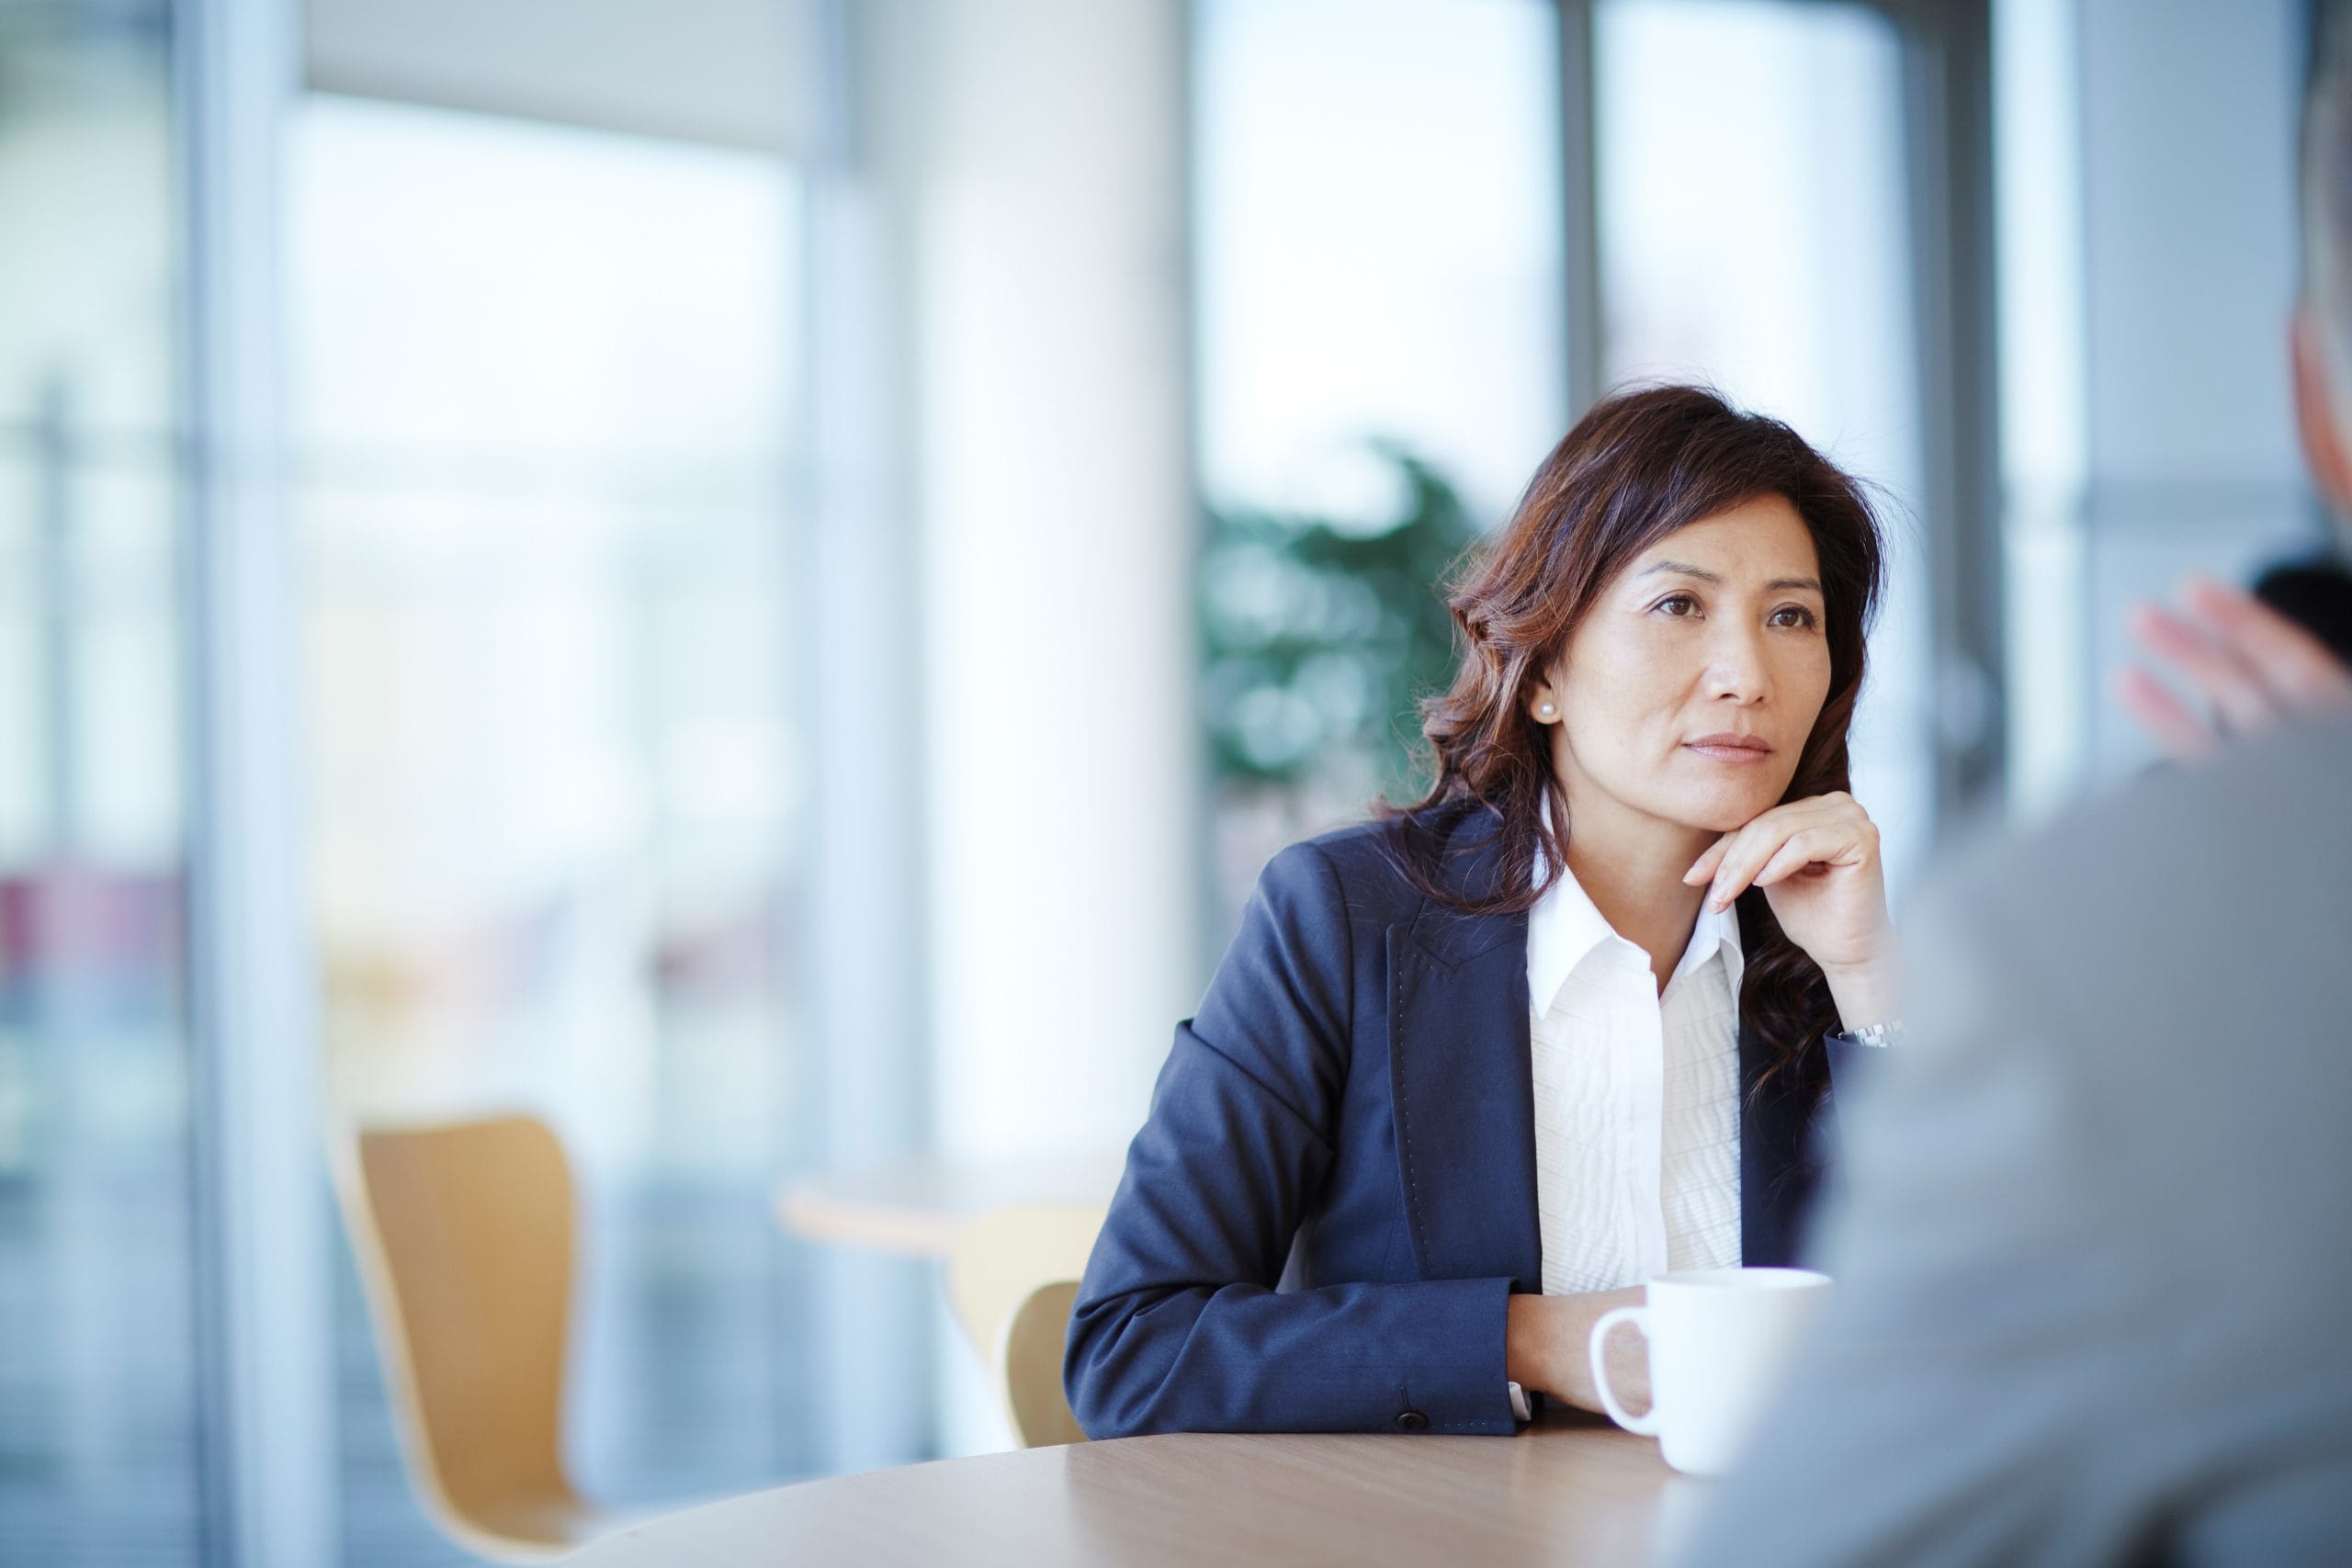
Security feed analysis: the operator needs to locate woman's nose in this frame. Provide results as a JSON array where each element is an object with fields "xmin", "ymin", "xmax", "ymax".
[{"xmin": 1702, "ymin": 626, "xmax": 1772, "ymax": 702}]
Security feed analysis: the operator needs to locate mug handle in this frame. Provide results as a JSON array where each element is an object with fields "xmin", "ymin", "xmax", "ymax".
[{"xmin": 1586, "ymin": 1304, "xmax": 1657, "ymax": 1436}]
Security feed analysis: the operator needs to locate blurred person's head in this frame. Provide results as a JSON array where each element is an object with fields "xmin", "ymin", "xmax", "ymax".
[
  {"xmin": 1405, "ymin": 383, "xmax": 1885, "ymax": 864},
  {"xmin": 2255, "ymin": 556, "xmax": 2352, "ymax": 664},
  {"xmin": 2296, "ymin": 1, "xmax": 2352, "ymax": 542}
]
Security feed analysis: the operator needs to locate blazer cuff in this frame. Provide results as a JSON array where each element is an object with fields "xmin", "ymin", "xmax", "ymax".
[{"xmin": 1392, "ymin": 1275, "xmax": 1521, "ymax": 1434}]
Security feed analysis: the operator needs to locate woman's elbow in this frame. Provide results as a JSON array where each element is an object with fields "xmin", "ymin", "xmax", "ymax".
[
  {"xmin": 1062, "ymin": 1358, "xmax": 1143, "ymax": 1441},
  {"xmin": 1063, "ymin": 1295, "xmax": 1174, "ymax": 1439}
]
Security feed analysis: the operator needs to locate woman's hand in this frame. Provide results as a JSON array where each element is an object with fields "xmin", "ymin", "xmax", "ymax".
[
  {"xmin": 1682, "ymin": 791, "xmax": 1899, "ymax": 1028},
  {"xmin": 1507, "ymin": 1288, "xmax": 1645, "ymax": 1416}
]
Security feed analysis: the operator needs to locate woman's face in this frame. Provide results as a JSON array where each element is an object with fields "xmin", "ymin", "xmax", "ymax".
[{"xmin": 1529, "ymin": 494, "xmax": 1833, "ymax": 838}]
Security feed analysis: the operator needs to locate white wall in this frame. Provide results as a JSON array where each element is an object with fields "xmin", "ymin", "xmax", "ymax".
[
  {"xmin": 910, "ymin": 0, "xmax": 1198, "ymax": 1168},
  {"xmin": 887, "ymin": 0, "xmax": 1195, "ymax": 1461}
]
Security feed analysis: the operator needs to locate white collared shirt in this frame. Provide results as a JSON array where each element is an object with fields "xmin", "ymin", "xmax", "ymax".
[
  {"xmin": 1523, "ymin": 852, "xmax": 1746, "ymax": 1297},
  {"xmin": 1504, "ymin": 844, "xmax": 1747, "ymax": 1423}
]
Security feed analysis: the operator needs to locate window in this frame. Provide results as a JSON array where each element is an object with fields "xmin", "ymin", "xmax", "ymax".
[
  {"xmin": 1595, "ymin": 0, "xmax": 1939, "ymax": 894},
  {"xmin": 288, "ymin": 96, "xmax": 813, "ymax": 1557},
  {"xmin": 1192, "ymin": 0, "xmax": 1567, "ymax": 931},
  {"xmin": 0, "ymin": 6, "xmax": 200, "ymax": 1562}
]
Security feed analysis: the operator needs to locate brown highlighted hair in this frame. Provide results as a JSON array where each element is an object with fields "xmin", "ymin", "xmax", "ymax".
[{"xmin": 1379, "ymin": 384, "xmax": 1887, "ymax": 1097}]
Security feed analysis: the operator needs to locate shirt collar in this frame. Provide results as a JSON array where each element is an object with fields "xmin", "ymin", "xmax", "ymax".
[{"xmin": 1526, "ymin": 819, "xmax": 1746, "ymax": 1018}]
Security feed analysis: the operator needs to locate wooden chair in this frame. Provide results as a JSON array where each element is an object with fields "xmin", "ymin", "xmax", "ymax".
[
  {"xmin": 329, "ymin": 1112, "xmax": 639, "ymax": 1562},
  {"xmin": 944, "ymin": 1203, "xmax": 1107, "ymax": 1448}
]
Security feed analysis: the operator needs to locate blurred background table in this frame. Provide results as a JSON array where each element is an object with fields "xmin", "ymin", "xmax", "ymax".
[
  {"xmin": 774, "ymin": 1152, "xmax": 1126, "ymax": 1256},
  {"xmin": 568, "ymin": 1408, "xmax": 1686, "ymax": 1566}
]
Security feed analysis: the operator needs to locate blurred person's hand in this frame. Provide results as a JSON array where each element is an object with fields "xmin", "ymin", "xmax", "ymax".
[{"xmin": 2117, "ymin": 574, "xmax": 2352, "ymax": 762}]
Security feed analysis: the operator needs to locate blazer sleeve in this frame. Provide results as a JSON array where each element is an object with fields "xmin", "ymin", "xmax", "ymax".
[{"xmin": 1063, "ymin": 840, "xmax": 1518, "ymax": 1438}]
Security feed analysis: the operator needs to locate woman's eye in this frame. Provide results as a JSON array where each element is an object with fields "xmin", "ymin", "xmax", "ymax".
[
  {"xmin": 1656, "ymin": 594, "xmax": 1700, "ymax": 617},
  {"xmin": 1770, "ymin": 605, "xmax": 1820, "ymax": 629}
]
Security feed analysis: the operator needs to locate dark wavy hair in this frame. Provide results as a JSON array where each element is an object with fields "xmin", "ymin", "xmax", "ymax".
[{"xmin": 1377, "ymin": 384, "xmax": 1887, "ymax": 1100}]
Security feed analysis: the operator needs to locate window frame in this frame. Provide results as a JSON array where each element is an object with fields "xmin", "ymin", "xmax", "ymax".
[{"xmin": 1554, "ymin": 0, "xmax": 2004, "ymax": 821}]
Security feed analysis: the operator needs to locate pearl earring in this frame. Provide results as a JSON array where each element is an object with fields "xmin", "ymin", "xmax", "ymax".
[{"xmin": 1537, "ymin": 702, "xmax": 1556, "ymax": 719}]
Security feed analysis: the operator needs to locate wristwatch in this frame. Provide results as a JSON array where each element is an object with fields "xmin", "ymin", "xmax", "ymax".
[{"xmin": 1837, "ymin": 1019, "xmax": 1907, "ymax": 1049}]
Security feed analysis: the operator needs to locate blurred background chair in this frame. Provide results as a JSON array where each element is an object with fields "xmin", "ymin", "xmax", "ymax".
[
  {"xmin": 328, "ymin": 1113, "xmax": 673, "ymax": 1562},
  {"xmin": 1001, "ymin": 1281, "xmax": 1090, "ymax": 1448},
  {"xmin": 944, "ymin": 1204, "xmax": 1107, "ymax": 1448}
]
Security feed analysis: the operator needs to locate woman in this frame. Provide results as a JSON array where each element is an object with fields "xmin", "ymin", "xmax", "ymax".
[{"xmin": 1066, "ymin": 385, "xmax": 1901, "ymax": 1438}]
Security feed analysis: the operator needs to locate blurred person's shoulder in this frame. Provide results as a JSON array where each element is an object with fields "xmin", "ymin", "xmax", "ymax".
[
  {"xmin": 1905, "ymin": 713, "xmax": 2352, "ymax": 1084},
  {"xmin": 1918, "ymin": 712, "xmax": 2351, "ymax": 931},
  {"xmin": 1865, "ymin": 721, "xmax": 2352, "ymax": 1437}
]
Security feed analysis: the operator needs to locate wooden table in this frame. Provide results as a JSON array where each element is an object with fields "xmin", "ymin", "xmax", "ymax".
[
  {"xmin": 568, "ymin": 1410, "xmax": 1690, "ymax": 1566},
  {"xmin": 774, "ymin": 1152, "xmax": 1125, "ymax": 1256}
]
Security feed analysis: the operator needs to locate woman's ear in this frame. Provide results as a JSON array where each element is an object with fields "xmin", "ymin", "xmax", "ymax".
[{"xmin": 1526, "ymin": 671, "xmax": 1563, "ymax": 725}]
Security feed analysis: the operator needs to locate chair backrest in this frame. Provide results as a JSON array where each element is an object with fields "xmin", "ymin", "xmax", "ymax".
[
  {"xmin": 944, "ymin": 1203, "xmax": 1107, "ymax": 1447},
  {"xmin": 331, "ymin": 1113, "xmax": 581, "ymax": 1549},
  {"xmin": 1002, "ymin": 1280, "xmax": 1089, "ymax": 1447}
]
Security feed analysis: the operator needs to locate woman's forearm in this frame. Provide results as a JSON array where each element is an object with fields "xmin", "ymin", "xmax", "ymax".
[{"xmin": 1505, "ymin": 1286, "xmax": 1645, "ymax": 1414}]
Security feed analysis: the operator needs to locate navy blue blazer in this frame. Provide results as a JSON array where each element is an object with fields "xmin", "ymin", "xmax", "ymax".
[{"xmin": 1065, "ymin": 797, "xmax": 1856, "ymax": 1438}]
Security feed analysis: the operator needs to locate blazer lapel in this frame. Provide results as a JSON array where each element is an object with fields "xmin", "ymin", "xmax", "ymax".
[
  {"xmin": 1382, "ymin": 836, "xmax": 1827, "ymax": 1284},
  {"xmin": 1736, "ymin": 1020, "xmax": 1796, "ymax": 1266},
  {"xmin": 1385, "ymin": 807, "xmax": 1543, "ymax": 1292}
]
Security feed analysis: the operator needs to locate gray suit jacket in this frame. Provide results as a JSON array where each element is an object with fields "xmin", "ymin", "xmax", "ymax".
[{"xmin": 1677, "ymin": 714, "xmax": 2352, "ymax": 1566}]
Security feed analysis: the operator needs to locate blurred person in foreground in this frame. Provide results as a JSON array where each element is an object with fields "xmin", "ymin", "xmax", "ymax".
[
  {"xmin": 1673, "ymin": 25, "xmax": 2352, "ymax": 1568},
  {"xmin": 1069, "ymin": 385, "xmax": 1905, "ymax": 1437}
]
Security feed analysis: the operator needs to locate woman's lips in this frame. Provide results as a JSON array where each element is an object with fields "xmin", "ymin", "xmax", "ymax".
[{"xmin": 1683, "ymin": 737, "xmax": 1774, "ymax": 763}]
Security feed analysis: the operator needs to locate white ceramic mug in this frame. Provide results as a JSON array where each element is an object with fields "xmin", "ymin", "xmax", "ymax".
[{"xmin": 1585, "ymin": 1266, "xmax": 1832, "ymax": 1476}]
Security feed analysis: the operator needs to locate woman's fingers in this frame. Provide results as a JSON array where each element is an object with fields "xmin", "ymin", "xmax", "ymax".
[
  {"xmin": 1681, "ymin": 835, "xmax": 1732, "ymax": 886},
  {"xmin": 1693, "ymin": 795, "xmax": 1874, "ymax": 911},
  {"xmin": 1703, "ymin": 805, "xmax": 1860, "ymax": 911},
  {"xmin": 1752, "ymin": 827, "xmax": 1856, "ymax": 889},
  {"xmin": 1696, "ymin": 817, "xmax": 1781, "ymax": 909}
]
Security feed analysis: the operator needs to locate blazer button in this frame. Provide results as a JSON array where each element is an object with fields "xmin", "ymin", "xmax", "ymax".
[{"xmin": 1394, "ymin": 1410, "xmax": 1429, "ymax": 1432}]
